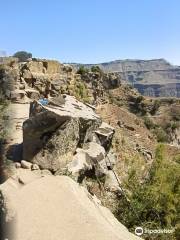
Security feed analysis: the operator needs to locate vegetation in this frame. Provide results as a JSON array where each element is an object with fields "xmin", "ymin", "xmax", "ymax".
[
  {"xmin": 77, "ymin": 65, "xmax": 103, "ymax": 76},
  {"xmin": 144, "ymin": 116, "xmax": 155, "ymax": 130},
  {"xmin": 76, "ymin": 66, "xmax": 89, "ymax": 75},
  {"xmin": 13, "ymin": 51, "xmax": 32, "ymax": 62},
  {"xmin": 130, "ymin": 97, "xmax": 161, "ymax": 116},
  {"xmin": 153, "ymin": 127, "xmax": 169, "ymax": 143},
  {"xmin": 0, "ymin": 101, "xmax": 9, "ymax": 183},
  {"xmin": 130, "ymin": 95, "xmax": 148, "ymax": 115},
  {"xmin": 144, "ymin": 114, "xmax": 179, "ymax": 143},
  {"xmin": 116, "ymin": 144, "xmax": 180, "ymax": 239},
  {"xmin": 170, "ymin": 105, "xmax": 180, "ymax": 121},
  {"xmin": 91, "ymin": 65, "xmax": 102, "ymax": 73},
  {"xmin": 74, "ymin": 81, "xmax": 90, "ymax": 103},
  {"xmin": 150, "ymin": 100, "xmax": 160, "ymax": 115}
]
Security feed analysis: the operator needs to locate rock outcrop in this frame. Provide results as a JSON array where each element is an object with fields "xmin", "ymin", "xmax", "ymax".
[{"xmin": 23, "ymin": 95, "xmax": 102, "ymax": 172}]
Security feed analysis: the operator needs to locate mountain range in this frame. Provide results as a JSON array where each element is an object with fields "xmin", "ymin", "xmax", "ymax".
[{"xmin": 75, "ymin": 59, "xmax": 180, "ymax": 97}]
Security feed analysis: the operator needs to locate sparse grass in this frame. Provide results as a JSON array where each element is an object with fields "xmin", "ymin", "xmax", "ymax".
[
  {"xmin": 153, "ymin": 127, "xmax": 170, "ymax": 143},
  {"xmin": 116, "ymin": 144, "xmax": 180, "ymax": 239},
  {"xmin": 74, "ymin": 81, "xmax": 90, "ymax": 103},
  {"xmin": 144, "ymin": 116, "xmax": 155, "ymax": 130}
]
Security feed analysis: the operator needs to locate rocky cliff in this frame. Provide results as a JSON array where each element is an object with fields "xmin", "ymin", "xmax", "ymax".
[
  {"xmin": 76, "ymin": 59, "xmax": 180, "ymax": 97},
  {"xmin": 0, "ymin": 57, "xmax": 179, "ymax": 240},
  {"xmin": 0, "ymin": 58, "xmax": 143, "ymax": 240}
]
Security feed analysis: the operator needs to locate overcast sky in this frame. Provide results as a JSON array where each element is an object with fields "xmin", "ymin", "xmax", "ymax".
[{"xmin": 1, "ymin": 0, "xmax": 180, "ymax": 65}]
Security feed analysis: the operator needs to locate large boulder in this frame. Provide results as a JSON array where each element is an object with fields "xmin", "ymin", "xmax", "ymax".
[
  {"xmin": 0, "ymin": 175, "xmax": 141, "ymax": 240},
  {"xmin": 95, "ymin": 122, "xmax": 115, "ymax": 150},
  {"xmin": 68, "ymin": 142, "xmax": 108, "ymax": 180},
  {"xmin": 23, "ymin": 95, "xmax": 101, "ymax": 171},
  {"xmin": 32, "ymin": 118, "xmax": 80, "ymax": 171}
]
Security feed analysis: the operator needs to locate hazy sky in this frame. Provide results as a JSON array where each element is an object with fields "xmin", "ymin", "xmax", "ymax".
[{"xmin": 1, "ymin": 0, "xmax": 180, "ymax": 64}]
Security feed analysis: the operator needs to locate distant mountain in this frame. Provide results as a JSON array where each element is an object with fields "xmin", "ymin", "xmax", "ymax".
[{"xmin": 74, "ymin": 59, "xmax": 180, "ymax": 97}]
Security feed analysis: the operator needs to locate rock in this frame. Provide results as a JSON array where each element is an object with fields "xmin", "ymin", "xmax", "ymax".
[
  {"xmin": 42, "ymin": 60, "xmax": 61, "ymax": 74},
  {"xmin": 14, "ymin": 162, "xmax": 21, "ymax": 169},
  {"xmin": 41, "ymin": 169, "xmax": 52, "ymax": 176},
  {"xmin": 117, "ymin": 120, "xmax": 125, "ymax": 128},
  {"xmin": 17, "ymin": 169, "xmax": 42, "ymax": 185},
  {"xmin": 0, "ymin": 175, "xmax": 141, "ymax": 240},
  {"xmin": 18, "ymin": 83, "xmax": 25, "ymax": 90},
  {"xmin": 51, "ymin": 79, "xmax": 62, "ymax": 91},
  {"xmin": 105, "ymin": 170, "xmax": 121, "ymax": 192},
  {"xmin": 68, "ymin": 142, "xmax": 107, "ymax": 180},
  {"xmin": 25, "ymin": 88, "xmax": 40, "ymax": 100},
  {"xmin": 95, "ymin": 158, "xmax": 108, "ymax": 177},
  {"xmin": 0, "ymin": 178, "xmax": 19, "ymax": 225},
  {"xmin": 25, "ymin": 61, "xmax": 44, "ymax": 73},
  {"xmin": 106, "ymin": 150, "xmax": 117, "ymax": 169},
  {"xmin": 23, "ymin": 95, "xmax": 101, "ymax": 171},
  {"xmin": 135, "ymin": 144, "xmax": 153, "ymax": 161},
  {"xmin": 95, "ymin": 122, "xmax": 115, "ymax": 150},
  {"xmin": 0, "ymin": 168, "xmax": 46, "ymax": 223},
  {"xmin": 91, "ymin": 132, "xmax": 101, "ymax": 144},
  {"xmin": 48, "ymin": 95, "xmax": 66, "ymax": 106},
  {"xmin": 32, "ymin": 118, "xmax": 80, "ymax": 171},
  {"xmin": 83, "ymin": 142, "xmax": 106, "ymax": 162},
  {"xmin": 68, "ymin": 151, "xmax": 92, "ymax": 180},
  {"xmin": 31, "ymin": 164, "xmax": 39, "ymax": 170},
  {"xmin": 21, "ymin": 160, "xmax": 32, "ymax": 169},
  {"xmin": 22, "ymin": 69, "xmax": 32, "ymax": 80}
]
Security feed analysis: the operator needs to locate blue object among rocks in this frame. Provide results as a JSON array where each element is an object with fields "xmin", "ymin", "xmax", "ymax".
[{"xmin": 39, "ymin": 98, "xmax": 49, "ymax": 105}]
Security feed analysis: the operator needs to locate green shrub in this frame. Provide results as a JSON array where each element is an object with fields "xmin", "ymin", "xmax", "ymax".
[
  {"xmin": 74, "ymin": 82, "xmax": 90, "ymax": 103},
  {"xmin": 76, "ymin": 66, "xmax": 89, "ymax": 75},
  {"xmin": 136, "ymin": 95, "xmax": 144, "ymax": 103},
  {"xmin": 144, "ymin": 116, "xmax": 155, "ymax": 130},
  {"xmin": 154, "ymin": 127, "xmax": 169, "ymax": 142},
  {"xmin": 91, "ymin": 65, "xmax": 102, "ymax": 73},
  {"xmin": 130, "ymin": 95, "xmax": 147, "ymax": 115},
  {"xmin": 116, "ymin": 144, "xmax": 180, "ymax": 239},
  {"xmin": 150, "ymin": 100, "xmax": 160, "ymax": 115},
  {"xmin": 170, "ymin": 106, "xmax": 180, "ymax": 121},
  {"xmin": 173, "ymin": 154, "xmax": 180, "ymax": 164}
]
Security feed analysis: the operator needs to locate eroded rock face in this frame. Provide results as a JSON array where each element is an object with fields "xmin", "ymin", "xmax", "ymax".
[
  {"xmin": 32, "ymin": 118, "xmax": 80, "ymax": 171},
  {"xmin": 0, "ymin": 174, "xmax": 141, "ymax": 240},
  {"xmin": 77, "ymin": 59, "xmax": 180, "ymax": 97}
]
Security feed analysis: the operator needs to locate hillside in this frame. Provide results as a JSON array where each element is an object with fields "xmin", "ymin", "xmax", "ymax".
[
  {"xmin": 75, "ymin": 59, "xmax": 180, "ymax": 97},
  {"xmin": 0, "ymin": 57, "xmax": 179, "ymax": 240}
]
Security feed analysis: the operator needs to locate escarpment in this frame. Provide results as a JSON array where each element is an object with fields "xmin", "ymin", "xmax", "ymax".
[{"xmin": 76, "ymin": 58, "xmax": 180, "ymax": 97}]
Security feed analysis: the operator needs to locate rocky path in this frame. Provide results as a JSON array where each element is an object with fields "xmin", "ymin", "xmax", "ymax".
[
  {"xmin": 6, "ymin": 103, "xmax": 29, "ymax": 160},
  {"xmin": 8, "ymin": 103, "xmax": 29, "ymax": 143}
]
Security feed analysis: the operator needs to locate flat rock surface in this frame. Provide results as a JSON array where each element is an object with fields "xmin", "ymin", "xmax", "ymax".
[
  {"xmin": 43, "ymin": 95, "xmax": 100, "ymax": 120},
  {"xmin": 12, "ymin": 176, "xmax": 141, "ymax": 240}
]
